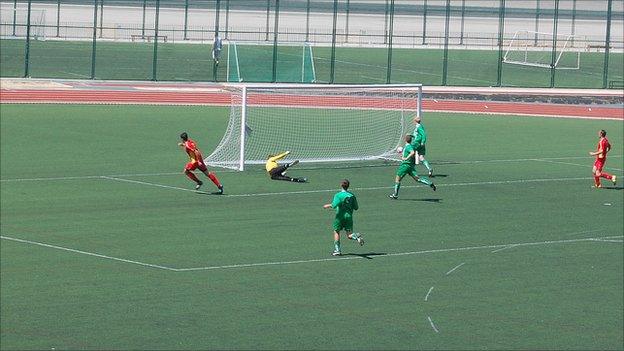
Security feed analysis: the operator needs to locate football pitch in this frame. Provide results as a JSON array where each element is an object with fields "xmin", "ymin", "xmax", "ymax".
[{"xmin": 1, "ymin": 104, "xmax": 622, "ymax": 350}]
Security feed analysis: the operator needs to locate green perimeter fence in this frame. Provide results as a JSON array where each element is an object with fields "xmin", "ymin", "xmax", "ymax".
[{"xmin": 1, "ymin": 0, "xmax": 623, "ymax": 88}]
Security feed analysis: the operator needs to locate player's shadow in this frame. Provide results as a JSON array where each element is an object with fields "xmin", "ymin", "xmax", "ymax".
[
  {"xmin": 196, "ymin": 191, "xmax": 225, "ymax": 195},
  {"xmin": 345, "ymin": 252, "xmax": 387, "ymax": 260},
  {"xmin": 399, "ymin": 198, "xmax": 441, "ymax": 203},
  {"xmin": 601, "ymin": 186, "xmax": 623, "ymax": 191},
  {"xmin": 428, "ymin": 174, "xmax": 448, "ymax": 178}
]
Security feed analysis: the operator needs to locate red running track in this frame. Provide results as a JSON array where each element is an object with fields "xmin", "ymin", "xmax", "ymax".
[{"xmin": 1, "ymin": 89, "xmax": 622, "ymax": 119}]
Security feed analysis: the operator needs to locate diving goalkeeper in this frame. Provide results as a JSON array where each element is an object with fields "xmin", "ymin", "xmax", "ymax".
[{"xmin": 266, "ymin": 151, "xmax": 307, "ymax": 182}]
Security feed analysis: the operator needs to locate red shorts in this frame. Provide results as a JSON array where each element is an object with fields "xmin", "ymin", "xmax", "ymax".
[
  {"xmin": 594, "ymin": 159, "xmax": 605, "ymax": 171},
  {"xmin": 185, "ymin": 161, "xmax": 208, "ymax": 172}
]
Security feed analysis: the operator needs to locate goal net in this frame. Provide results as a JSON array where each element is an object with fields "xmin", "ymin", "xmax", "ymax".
[
  {"xmin": 204, "ymin": 84, "xmax": 423, "ymax": 171},
  {"xmin": 503, "ymin": 30, "xmax": 580, "ymax": 69},
  {"xmin": 0, "ymin": 6, "xmax": 47, "ymax": 40},
  {"xmin": 226, "ymin": 41, "xmax": 316, "ymax": 83}
]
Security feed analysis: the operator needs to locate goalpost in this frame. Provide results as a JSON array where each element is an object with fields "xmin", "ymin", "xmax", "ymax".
[
  {"xmin": 503, "ymin": 30, "xmax": 580, "ymax": 70},
  {"xmin": 225, "ymin": 41, "xmax": 316, "ymax": 83},
  {"xmin": 204, "ymin": 84, "xmax": 423, "ymax": 171}
]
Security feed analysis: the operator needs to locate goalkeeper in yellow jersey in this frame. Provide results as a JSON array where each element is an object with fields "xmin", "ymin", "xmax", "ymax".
[{"xmin": 266, "ymin": 151, "xmax": 307, "ymax": 182}]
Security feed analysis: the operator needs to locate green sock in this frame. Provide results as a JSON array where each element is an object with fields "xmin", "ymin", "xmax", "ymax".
[
  {"xmin": 393, "ymin": 182, "xmax": 401, "ymax": 195},
  {"xmin": 334, "ymin": 240, "xmax": 341, "ymax": 252},
  {"xmin": 422, "ymin": 159, "xmax": 432, "ymax": 171},
  {"xmin": 349, "ymin": 233, "xmax": 359, "ymax": 241},
  {"xmin": 418, "ymin": 177, "xmax": 432, "ymax": 186}
]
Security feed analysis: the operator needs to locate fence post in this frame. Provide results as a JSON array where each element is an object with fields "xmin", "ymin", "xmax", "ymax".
[
  {"xmin": 271, "ymin": 0, "xmax": 280, "ymax": 82},
  {"xmin": 571, "ymin": 0, "xmax": 577, "ymax": 46},
  {"xmin": 329, "ymin": 0, "xmax": 338, "ymax": 83},
  {"xmin": 442, "ymin": 0, "xmax": 450, "ymax": 85},
  {"xmin": 305, "ymin": 0, "xmax": 310, "ymax": 42},
  {"xmin": 214, "ymin": 0, "xmax": 221, "ymax": 81},
  {"xmin": 459, "ymin": 0, "xmax": 466, "ymax": 45},
  {"xmin": 603, "ymin": 0, "xmax": 613, "ymax": 88},
  {"xmin": 24, "ymin": 0, "xmax": 32, "ymax": 78},
  {"xmin": 90, "ymin": 0, "xmax": 98, "ymax": 79},
  {"xmin": 12, "ymin": 0, "xmax": 17, "ymax": 36},
  {"xmin": 496, "ymin": 0, "xmax": 506, "ymax": 87},
  {"xmin": 183, "ymin": 0, "xmax": 189, "ymax": 40},
  {"xmin": 422, "ymin": 0, "xmax": 427, "ymax": 45},
  {"xmin": 151, "ymin": 0, "xmax": 160, "ymax": 81},
  {"xmin": 384, "ymin": 0, "xmax": 389, "ymax": 45},
  {"xmin": 225, "ymin": 0, "xmax": 230, "ymax": 39},
  {"xmin": 99, "ymin": 0, "xmax": 103, "ymax": 38},
  {"xmin": 345, "ymin": 0, "xmax": 350, "ymax": 43},
  {"xmin": 386, "ymin": 0, "xmax": 395, "ymax": 83},
  {"xmin": 265, "ymin": 0, "xmax": 270, "ymax": 41},
  {"xmin": 141, "ymin": 0, "xmax": 146, "ymax": 37},
  {"xmin": 56, "ymin": 0, "xmax": 60, "ymax": 37},
  {"xmin": 534, "ymin": 0, "xmax": 540, "ymax": 45},
  {"xmin": 549, "ymin": 0, "xmax": 559, "ymax": 88}
]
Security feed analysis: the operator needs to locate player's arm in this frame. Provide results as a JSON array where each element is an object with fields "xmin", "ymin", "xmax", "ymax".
[
  {"xmin": 403, "ymin": 149, "xmax": 415, "ymax": 161},
  {"xmin": 589, "ymin": 144, "xmax": 603, "ymax": 156},
  {"xmin": 268, "ymin": 151, "xmax": 290, "ymax": 163},
  {"xmin": 351, "ymin": 196, "xmax": 359, "ymax": 211},
  {"xmin": 324, "ymin": 194, "xmax": 340, "ymax": 209}
]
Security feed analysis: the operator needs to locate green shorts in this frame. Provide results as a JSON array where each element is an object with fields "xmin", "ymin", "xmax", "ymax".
[
  {"xmin": 415, "ymin": 144, "xmax": 426, "ymax": 156},
  {"xmin": 333, "ymin": 217, "xmax": 353, "ymax": 232},
  {"xmin": 396, "ymin": 163, "xmax": 417, "ymax": 178}
]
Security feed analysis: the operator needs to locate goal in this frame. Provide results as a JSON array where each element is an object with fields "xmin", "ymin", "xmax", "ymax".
[
  {"xmin": 204, "ymin": 84, "xmax": 423, "ymax": 171},
  {"xmin": 503, "ymin": 30, "xmax": 580, "ymax": 70},
  {"xmin": 226, "ymin": 41, "xmax": 316, "ymax": 83},
  {"xmin": 0, "ymin": 6, "xmax": 47, "ymax": 40}
]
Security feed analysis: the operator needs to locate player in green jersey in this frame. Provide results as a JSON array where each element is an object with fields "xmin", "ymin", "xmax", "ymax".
[
  {"xmin": 323, "ymin": 179, "xmax": 364, "ymax": 256},
  {"xmin": 389, "ymin": 134, "xmax": 436, "ymax": 199},
  {"xmin": 411, "ymin": 116, "xmax": 433, "ymax": 177}
]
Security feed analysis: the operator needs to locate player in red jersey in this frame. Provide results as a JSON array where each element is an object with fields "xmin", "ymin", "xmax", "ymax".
[
  {"xmin": 179, "ymin": 132, "xmax": 224, "ymax": 193},
  {"xmin": 589, "ymin": 129, "xmax": 616, "ymax": 188}
]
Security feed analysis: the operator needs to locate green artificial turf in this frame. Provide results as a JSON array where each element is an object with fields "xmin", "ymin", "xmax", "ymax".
[{"xmin": 1, "ymin": 104, "xmax": 622, "ymax": 350}]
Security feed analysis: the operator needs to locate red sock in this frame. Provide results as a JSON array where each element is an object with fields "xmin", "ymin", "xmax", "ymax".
[
  {"xmin": 186, "ymin": 172, "xmax": 200, "ymax": 183},
  {"xmin": 208, "ymin": 172, "xmax": 222, "ymax": 187},
  {"xmin": 594, "ymin": 176, "xmax": 601, "ymax": 186},
  {"xmin": 600, "ymin": 172, "xmax": 613, "ymax": 180}
]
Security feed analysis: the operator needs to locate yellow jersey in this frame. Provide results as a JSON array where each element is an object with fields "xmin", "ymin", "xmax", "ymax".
[{"xmin": 265, "ymin": 151, "xmax": 290, "ymax": 172}]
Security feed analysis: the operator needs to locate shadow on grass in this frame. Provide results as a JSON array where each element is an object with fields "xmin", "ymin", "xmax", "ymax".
[
  {"xmin": 398, "ymin": 198, "xmax": 441, "ymax": 203},
  {"xmin": 601, "ymin": 186, "xmax": 623, "ymax": 191},
  {"xmin": 428, "ymin": 174, "xmax": 448, "ymax": 178},
  {"xmin": 344, "ymin": 252, "xmax": 387, "ymax": 260}
]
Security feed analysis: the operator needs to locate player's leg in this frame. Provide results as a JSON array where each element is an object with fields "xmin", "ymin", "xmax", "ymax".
[
  {"xmin": 346, "ymin": 227, "xmax": 364, "ymax": 246},
  {"xmin": 418, "ymin": 145, "xmax": 433, "ymax": 176},
  {"xmin": 332, "ymin": 221, "xmax": 342, "ymax": 256},
  {"xmin": 410, "ymin": 173, "xmax": 436, "ymax": 191},
  {"xmin": 592, "ymin": 163, "xmax": 602, "ymax": 188},
  {"xmin": 199, "ymin": 163, "xmax": 223, "ymax": 193},
  {"xmin": 270, "ymin": 167, "xmax": 296, "ymax": 181},
  {"xmin": 390, "ymin": 173, "xmax": 404, "ymax": 199},
  {"xmin": 184, "ymin": 163, "xmax": 203, "ymax": 189},
  {"xmin": 597, "ymin": 162, "xmax": 615, "ymax": 183}
]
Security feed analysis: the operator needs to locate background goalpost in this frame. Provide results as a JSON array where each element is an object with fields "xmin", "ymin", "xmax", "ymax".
[
  {"xmin": 503, "ymin": 30, "xmax": 580, "ymax": 70},
  {"xmin": 205, "ymin": 84, "xmax": 423, "ymax": 171}
]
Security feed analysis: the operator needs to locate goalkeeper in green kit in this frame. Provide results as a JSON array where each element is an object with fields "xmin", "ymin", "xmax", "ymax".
[
  {"xmin": 323, "ymin": 179, "xmax": 364, "ymax": 256},
  {"xmin": 412, "ymin": 115, "xmax": 433, "ymax": 177},
  {"xmin": 389, "ymin": 134, "xmax": 436, "ymax": 199}
]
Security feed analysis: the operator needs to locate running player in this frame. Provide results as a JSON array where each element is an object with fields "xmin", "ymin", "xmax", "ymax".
[
  {"xmin": 390, "ymin": 134, "xmax": 436, "ymax": 199},
  {"xmin": 412, "ymin": 115, "xmax": 433, "ymax": 177},
  {"xmin": 265, "ymin": 151, "xmax": 307, "ymax": 182},
  {"xmin": 589, "ymin": 129, "xmax": 616, "ymax": 188},
  {"xmin": 323, "ymin": 179, "xmax": 363, "ymax": 256},
  {"xmin": 178, "ymin": 132, "xmax": 224, "ymax": 193}
]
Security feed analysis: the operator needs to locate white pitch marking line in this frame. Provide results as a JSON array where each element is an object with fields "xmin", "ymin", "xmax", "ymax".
[
  {"xmin": 2, "ymin": 235, "xmax": 621, "ymax": 272},
  {"xmin": 491, "ymin": 245, "xmax": 517, "ymax": 253},
  {"xmin": 445, "ymin": 262, "xmax": 465, "ymax": 275},
  {"xmin": 0, "ymin": 235, "xmax": 177, "ymax": 271},
  {"xmin": 589, "ymin": 238, "xmax": 624, "ymax": 243},
  {"xmin": 100, "ymin": 175, "xmax": 598, "ymax": 197},
  {"xmin": 424, "ymin": 286, "xmax": 434, "ymax": 302},
  {"xmin": 427, "ymin": 316, "xmax": 440, "ymax": 333},
  {"xmin": 535, "ymin": 158, "xmax": 624, "ymax": 172}
]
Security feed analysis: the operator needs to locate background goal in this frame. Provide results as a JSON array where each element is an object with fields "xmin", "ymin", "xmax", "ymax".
[
  {"xmin": 502, "ymin": 30, "xmax": 580, "ymax": 70},
  {"xmin": 205, "ymin": 84, "xmax": 422, "ymax": 171}
]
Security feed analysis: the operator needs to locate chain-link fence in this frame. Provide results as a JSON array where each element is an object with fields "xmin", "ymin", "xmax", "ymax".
[{"xmin": 1, "ymin": 0, "xmax": 622, "ymax": 88}]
